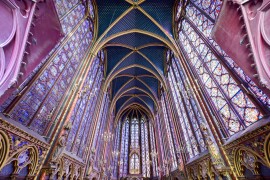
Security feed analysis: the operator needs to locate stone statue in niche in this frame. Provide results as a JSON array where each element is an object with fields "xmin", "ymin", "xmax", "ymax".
[
  {"xmin": 200, "ymin": 123, "xmax": 226, "ymax": 168},
  {"xmin": 52, "ymin": 122, "xmax": 72, "ymax": 161},
  {"xmin": 86, "ymin": 148, "xmax": 96, "ymax": 176}
]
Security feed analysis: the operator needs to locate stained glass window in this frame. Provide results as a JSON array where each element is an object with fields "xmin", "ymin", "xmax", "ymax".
[
  {"xmin": 63, "ymin": 52, "xmax": 104, "ymax": 160},
  {"xmin": 131, "ymin": 118, "xmax": 139, "ymax": 148},
  {"xmin": 94, "ymin": 94, "xmax": 110, "ymax": 167},
  {"xmin": 130, "ymin": 153, "xmax": 140, "ymax": 174},
  {"xmin": 149, "ymin": 122, "xmax": 158, "ymax": 177},
  {"xmin": 141, "ymin": 117, "xmax": 150, "ymax": 177},
  {"xmin": 176, "ymin": 0, "xmax": 270, "ymax": 137},
  {"xmin": 112, "ymin": 123, "xmax": 121, "ymax": 177},
  {"xmin": 161, "ymin": 95, "xmax": 177, "ymax": 170},
  {"xmin": 119, "ymin": 119, "xmax": 129, "ymax": 177},
  {"xmin": 1, "ymin": 0, "xmax": 96, "ymax": 137},
  {"xmin": 54, "ymin": 0, "xmax": 82, "ymax": 19},
  {"xmin": 116, "ymin": 115, "xmax": 156, "ymax": 178},
  {"xmin": 167, "ymin": 50, "xmax": 210, "ymax": 160},
  {"xmin": 155, "ymin": 113, "xmax": 166, "ymax": 168}
]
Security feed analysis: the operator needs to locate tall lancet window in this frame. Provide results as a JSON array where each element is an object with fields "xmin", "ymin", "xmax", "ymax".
[
  {"xmin": 115, "ymin": 111, "xmax": 157, "ymax": 179},
  {"xmin": 176, "ymin": 0, "xmax": 270, "ymax": 137},
  {"xmin": 0, "ymin": 0, "xmax": 96, "ymax": 136},
  {"xmin": 112, "ymin": 123, "xmax": 121, "ymax": 177},
  {"xmin": 94, "ymin": 93, "xmax": 110, "ymax": 167},
  {"xmin": 167, "ymin": 50, "xmax": 207, "ymax": 160},
  {"xmin": 161, "ymin": 94, "xmax": 177, "ymax": 170},
  {"xmin": 129, "ymin": 117, "xmax": 140, "ymax": 174},
  {"xmin": 130, "ymin": 153, "xmax": 140, "ymax": 174},
  {"xmin": 149, "ymin": 122, "xmax": 158, "ymax": 177},
  {"xmin": 141, "ymin": 117, "xmax": 150, "ymax": 177},
  {"xmin": 61, "ymin": 50, "xmax": 105, "ymax": 159},
  {"xmin": 119, "ymin": 118, "xmax": 129, "ymax": 177},
  {"xmin": 131, "ymin": 118, "xmax": 139, "ymax": 148}
]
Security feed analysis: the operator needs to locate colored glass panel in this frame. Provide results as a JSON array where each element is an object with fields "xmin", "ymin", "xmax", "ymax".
[{"xmin": 176, "ymin": 1, "xmax": 268, "ymax": 136}]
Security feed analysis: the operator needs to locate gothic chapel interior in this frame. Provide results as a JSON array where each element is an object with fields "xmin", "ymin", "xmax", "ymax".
[{"xmin": 1, "ymin": 0, "xmax": 270, "ymax": 179}]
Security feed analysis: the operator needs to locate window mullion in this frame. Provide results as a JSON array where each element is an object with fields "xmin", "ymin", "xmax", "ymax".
[
  {"xmin": 188, "ymin": 0, "xmax": 215, "ymax": 23},
  {"xmin": 185, "ymin": 17, "xmax": 269, "ymax": 114},
  {"xmin": 172, "ymin": 57, "xmax": 207, "ymax": 151},
  {"xmin": 167, "ymin": 73, "xmax": 192, "ymax": 161},
  {"xmin": 181, "ymin": 29, "xmax": 247, "ymax": 129},
  {"xmin": 170, "ymin": 65, "xmax": 201, "ymax": 154}
]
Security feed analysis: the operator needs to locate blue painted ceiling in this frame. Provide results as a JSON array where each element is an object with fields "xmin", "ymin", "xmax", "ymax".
[{"xmin": 95, "ymin": 0, "xmax": 176, "ymax": 119}]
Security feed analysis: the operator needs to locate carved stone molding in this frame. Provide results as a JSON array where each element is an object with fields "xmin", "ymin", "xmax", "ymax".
[
  {"xmin": 185, "ymin": 151, "xmax": 232, "ymax": 180},
  {"xmin": 0, "ymin": 115, "xmax": 50, "ymax": 177},
  {"xmin": 0, "ymin": 130, "xmax": 9, "ymax": 170},
  {"xmin": 48, "ymin": 151, "xmax": 85, "ymax": 180},
  {"xmin": 186, "ymin": 153, "xmax": 213, "ymax": 179},
  {"xmin": 223, "ymin": 121, "xmax": 270, "ymax": 178}
]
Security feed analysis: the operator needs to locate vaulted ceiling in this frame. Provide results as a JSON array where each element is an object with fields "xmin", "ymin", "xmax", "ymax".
[{"xmin": 93, "ymin": 0, "xmax": 178, "ymax": 121}]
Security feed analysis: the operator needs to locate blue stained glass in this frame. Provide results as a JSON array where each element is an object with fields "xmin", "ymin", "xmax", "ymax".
[
  {"xmin": 112, "ymin": 123, "xmax": 121, "ymax": 177},
  {"xmin": 18, "ymin": 150, "xmax": 30, "ymax": 166},
  {"xmin": 0, "ymin": 0, "xmax": 96, "ymax": 136},
  {"xmin": 50, "ymin": 66, "xmax": 58, "ymax": 76},
  {"xmin": 94, "ymin": 95, "xmax": 110, "ymax": 166},
  {"xmin": 149, "ymin": 123, "xmax": 158, "ymax": 176},
  {"xmin": 18, "ymin": 166, "xmax": 28, "ymax": 177},
  {"xmin": 190, "ymin": 0, "xmax": 222, "ymax": 20},
  {"xmin": 0, "ymin": 163, "xmax": 14, "ymax": 176},
  {"xmin": 161, "ymin": 95, "xmax": 177, "ymax": 169},
  {"xmin": 18, "ymin": 110, "xmax": 29, "ymax": 124},
  {"xmin": 175, "ymin": 1, "xmax": 266, "ymax": 136},
  {"xmin": 65, "ymin": 53, "xmax": 104, "ymax": 157},
  {"xmin": 117, "ymin": 115, "xmax": 157, "ymax": 178},
  {"xmin": 89, "ymin": 1, "xmax": 94, "ymax": 18},
  {"xmin": 119, "ymin": 119, "xmax": 129, "ymax": 177},
  {"xmin": 54, "ymin": 0, "xmax": 79, "ymax": 18}
]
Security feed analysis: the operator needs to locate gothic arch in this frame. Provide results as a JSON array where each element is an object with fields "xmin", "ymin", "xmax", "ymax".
[
  {"xmin": 264, "ymin": 133, "xmax": 270, "ymax": 166},
  {"xmin": 3, "ymin": 145, "xmax": 39, "ymax": 176},
  {"xmin": 234, "ymin": 147, "xmax": 269, "ymax": 177},
  {"xmin": 129, "ymin": 152, "xmax": 140, "ymax": 174},
  {"xmin": 0, "ymin": 130, "xmax": 10, "ymax": 170},
  {"xmin": 115, "ymin": 103, "xmax": 154, "ymax": 126}
]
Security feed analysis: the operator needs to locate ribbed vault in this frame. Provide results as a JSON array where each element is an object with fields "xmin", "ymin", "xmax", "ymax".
[
  {"xmin": 115, "ymin": 103, "xmax": 153, "ymax": 126},
  {"xmin": 94, "ymin": 0, "xmax": 178, "ymax": 119}
]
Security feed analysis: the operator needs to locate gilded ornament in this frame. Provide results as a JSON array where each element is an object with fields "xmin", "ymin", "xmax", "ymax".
[{"xmin": 0, "ymin": 130, "xmax": 10, "ymax": 170}]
